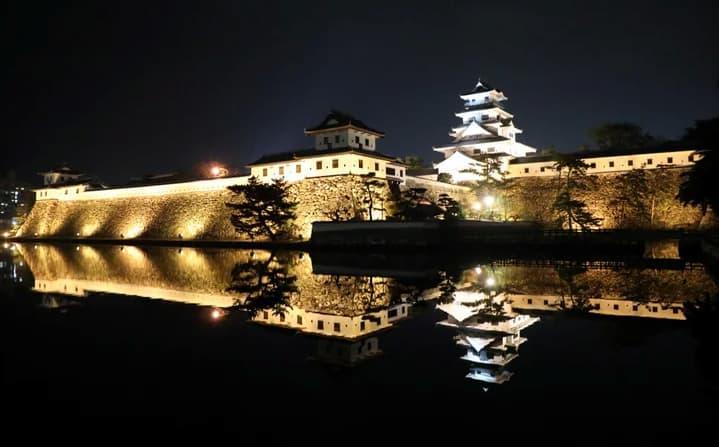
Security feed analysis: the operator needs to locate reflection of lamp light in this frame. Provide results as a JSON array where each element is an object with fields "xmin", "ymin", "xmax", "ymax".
[
  {"xmin": 472, "ymin": 202, "xmax": 482, "ymax": 211},
  {"xmin": 1, "ymin": 231, "xmax": 9, "ymax": 238},
  {"xmin": 483, "ymin": 195, "xmax": 495, "ymax": 207},
  {"xmin": 211, "ymin": 308, "xmax": 225, "ymax": 320},
  {"xmin": 474, "ymin": 266, "xmax": 482, "ymax": 274},
  {"xmin": 485, "ymin": 277, "xmax": 496, "ymax": 287}
]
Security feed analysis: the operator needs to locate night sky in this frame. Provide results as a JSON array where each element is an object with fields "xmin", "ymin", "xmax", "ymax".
[{"xmin": 5, "ymin": 0, "xmax": 718, "ymax": 184}]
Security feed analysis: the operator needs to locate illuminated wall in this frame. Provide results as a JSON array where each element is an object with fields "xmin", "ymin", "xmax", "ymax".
[{"xmin": 18, "ymin": 175, "xmax": 394, "ymax": 240}]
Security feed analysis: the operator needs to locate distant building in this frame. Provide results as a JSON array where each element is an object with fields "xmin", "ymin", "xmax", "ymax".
[{"xmin": 38, "ymin": 165, "xmax": 85, "ymax": 186}]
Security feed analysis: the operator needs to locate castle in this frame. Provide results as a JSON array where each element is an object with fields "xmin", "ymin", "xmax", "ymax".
[{"xmin": 16, "ymin": 77, "xmax": 705, "ymax": 240}]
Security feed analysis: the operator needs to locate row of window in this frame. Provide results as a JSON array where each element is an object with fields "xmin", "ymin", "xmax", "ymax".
[
  {"xmin": 524, "ymin": 298, "xmax": 679, "ymax": 314},
  {"xmin": 261, "ymin": 311, "xmax": 378, "ymax": 333},
  {"xmin": 523, "ymin": 155, "xmax": 691, "ymax": 174},
  {"xmin": 38, "ymin": 187, "xmax": 82, "ymax": 198},
  {"xmin": 260, "ymin": 160, "xmax": 404, "ymax": 177},
  {"xmin": 322, "ymin": 135, "xmax": 371, "ymax": 146}
]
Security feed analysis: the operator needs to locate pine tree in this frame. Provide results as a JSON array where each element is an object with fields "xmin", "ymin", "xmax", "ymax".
[
  {"xmin": 551, "ymin": 154, "xmax": 602, "ymax": 230},
  {"xmin": 226, "ymin": 176, "xmax": 298, "ymax": 240}
]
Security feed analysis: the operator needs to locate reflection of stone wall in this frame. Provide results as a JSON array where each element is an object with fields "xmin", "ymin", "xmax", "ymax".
[
  {"xmin": 504, "ymin": 168, "xmax": 713, "ymax": 229},
  {"xmin": 19, "ymin": 175, "xmax": 393, "ymax": 241}
]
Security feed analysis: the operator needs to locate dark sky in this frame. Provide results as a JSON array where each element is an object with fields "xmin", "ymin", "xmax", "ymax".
[{"xmin": 5, "ymin": 0, "xmax": 718, "ymax": 184}]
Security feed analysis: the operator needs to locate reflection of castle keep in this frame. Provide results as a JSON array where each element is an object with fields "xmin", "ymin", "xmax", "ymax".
[
  {"xmin": 437, "ymin": 290, "xmax": 539, "ymax": 385},
  {"xmin": 18, "ymin": 111, "xmax": 467, "ymax": 241}
]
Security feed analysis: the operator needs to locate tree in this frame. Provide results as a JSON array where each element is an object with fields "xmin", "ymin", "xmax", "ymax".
[
  {"xmin": 360, "ymin": 173, "xmax": 387, "ymax": 221},
  {"xmin": 393, "ymin": 187, "xmax": 443, "ymax": 221},
  {"xmin": 552, "ymin": 154, "xmax": 602, "ymax": 230},
  {"xmin": 226, "ymin": 176, "xmax": 297, "ymax": 240},
  {"xmin": 608, "ymin": 169, "xmax": 651, "ymax": 228},
  {"xmin": 437, "ymin": 172, "xmax": 453, "ymax": 184},
  {"xmin": 400, "ymin": 155, "xmax": 425, "ymax": 169},
  {"xmin": 436, "ymin": 193, "xmax": 465, "ymax": 220},
  {"xmin": 227, "ymin": 252, "xmax": 298, "ymax": 318},
  {"xmin": 460, "ymin": 154, "xmax": 505, "ymax": 220},
  {"xmin": 589, "ymin": 123, "xmax": 656, "ymax": 150},
  {"xmin": 677, "ymin": 117, "xmax": 719, "ymax": 217}
]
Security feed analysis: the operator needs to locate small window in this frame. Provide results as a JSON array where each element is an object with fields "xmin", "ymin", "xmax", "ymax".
[
  {"xmin": 386, "ymin": 167, "xmax": 396, "ymax": 176},
  {"xmin": 358, "ymin": 159, "xmax": 364, "ymax": 169},
  {"xmin": 317, "ymin": 320, "xmax": 324, "ymax": 330},
  {"xmin": 355, "ymin": 136, "xmax": 360, "ymax": 143},
  {"xmin": 652, "ymin": 306, "xmax": 658, "ymax": 313},
  {"xmin": 667, "ymin": 157, "xmax": 673, "ymax": 163},
  {"xmin": 609, "ymin": 161, "xmax": 614, "ymax": 168},
  {"xmin": 543, "ymin": 300, "xmax": 549, "ymax": 305},
  {"xmin": 262, "ymin": 168, "xmax": 268, "ymax": 176},
  {"xmin": 527, "ymin": 298, "xmax": 533, "ymax": 305},
  {"xmin": 524, "ymin": 168, "xmax": 529, "ymax": 173},
  {"xmin": 388, "ymin": 309, "xmax": 398, "ymax": 318},
  {"xmin": 75, "ymin": 188, "xmax": 79, "ymax": 193},
  {"xmin": 323, "ymin": 136, "xmax": 329, "ymax": 144},
  {"xmin": 295, "ymin": 164, "xmax": 301, "ymax": 173},
  {"xmin": 689, "ymin": 154, "xmax": 694, "ymax": 162},
  {"xmin": 632, "ymin": 304, "xmax": 638, "ymax": 311},
  {"xmin": 590, "ymin": 163, "xmax": 597, "ymax": 169},
  {"xmin": 672, "ymin": 308, "xmax": 679, "ymax": 314},
  {"xmin": 263, "ymin": 311, "xmax": 268, "ymax": 319},
  {"xmin": 365, "ymin": 138, "xmax": 369, "ymax": 146},
  {"xmin": 316, "ymin": 161, "xmax": 322, "ymax": 170},
  {"xmin": 279, "ymin": 313, "xmax": 285, "ymax": 322},
  {"xmin": 360, "ymin": 321, "xmax": 365, "ymax": 331},
  {"xmin": 333, "ymin": 322, "xmax": 341, "ymax": 332},
  {"xmin": 334, "ymin": 135, "xmax": 340, "ymax": 143},
  {"xmin": 332, "ymin": 159, "xmax": 339, "ymax": 168},
  {"xmin": 400, "ymin": 170, "xmax": 404, "ymax": 177},
  {"xmin": 628, "ymin": 160, "xmax": 634, "ymax": 166},
  {"xmin": 613, "ymin": 304, "xmax": 619, "ymax": 310},
  {"xmin": 374, "ymin": 162, "xmax": 379, "ymax": 171},
  {"xmin": 65, "ymin": 189, "xmax": 68, "ymax": 195},
  {"xmin": 481, "ymin": 114, "xmax": 488, "ymax": 120},
  {"xmin": 540, "ymin": 167, "xmax": 545, "ymax": 173},
  {"xmin": 647, "ymin": 158, "xmax": 653, "ymax": 165},
  {"xmin": 297, "ymin": 315, "xmax": 302, "ymax": 324},
  {"xmin": 279, "ymin": 166, "xmax": 284, "ymax": 175}
]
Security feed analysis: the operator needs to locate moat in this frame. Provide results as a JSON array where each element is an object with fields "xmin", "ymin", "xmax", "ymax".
[{"xmin": 2, "ymin": 242, "xmax": 717, "ymax": 443}]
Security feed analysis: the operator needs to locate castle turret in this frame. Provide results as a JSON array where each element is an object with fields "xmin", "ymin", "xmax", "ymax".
[{"xmin": 304, "ymin": 110, "xmax": 384, "ymax": 151}]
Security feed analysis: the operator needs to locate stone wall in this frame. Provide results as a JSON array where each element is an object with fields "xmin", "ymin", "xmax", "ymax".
[
  {"xmin": 503, "ymin": 167, "xmax": 714, "ymax": 229},
  {"xmin": 18, "ymin": 175, "xmax": 394, "ymax": 241}
]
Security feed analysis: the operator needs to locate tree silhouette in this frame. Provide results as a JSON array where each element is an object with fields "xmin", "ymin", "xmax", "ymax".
[
  {"xmin": 226, "ymin": 176, "xmax": 297, "ymax": 240},
  {"xmin": 552, "ymin": 154, "xmax": 602, "ymax": 230},
  {"xmin": 227, "ymin": 252, "xmax": 298, "ymax": 318},
  {"xmin": 589, "ymin": 122, "xmax": 657, "ymax": 150},
  {"xmin": 677, "ymin": 117, "xmax": 719, "ymax": 218}
]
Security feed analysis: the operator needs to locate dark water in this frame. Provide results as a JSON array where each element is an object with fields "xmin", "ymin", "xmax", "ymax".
[{"xmin": 1, "ymin": 242, "xmax": 717, "ymax": 444}]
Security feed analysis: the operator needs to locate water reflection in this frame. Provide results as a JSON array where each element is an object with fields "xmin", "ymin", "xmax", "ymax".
[{"xmin": 4, "ymin": 242, "xmax": 718, "ymax": 383}]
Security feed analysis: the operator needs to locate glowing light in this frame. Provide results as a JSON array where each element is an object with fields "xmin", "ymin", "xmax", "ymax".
[
  {"xmin": 483, "ymin": 195, "xmax": 495, "ymax": 207},
  {"xmin": 76, "ymin": 232, "xmax": 80, "ymax": 237},
  {"xmin": 472, "ymin": 202, "xmax": 482, "ymax": 211},
  {"xmin": 485, "ymin": 277, "xmax": 496, "ymax": 287},
  {"xmin": 474, "ymin": 266, "xmax": 482, "ymax": 274},
  {"xmin": 3, "ymin": 242, "xmax": 9, "ymax": 249},
  {"xmin": 76, "ymin": 246, "xmax": 80, "ymax": 251},
  {"xmin": 1, "ymin": 231, "xmax": 9, "ymax": 238},
  {"xmin": 211, "ymin": 308, "xmax": 225, "ymax": 320},
  {"xmin": 210, "ymin": 165, "xmax": 228, "ymax": 178}
]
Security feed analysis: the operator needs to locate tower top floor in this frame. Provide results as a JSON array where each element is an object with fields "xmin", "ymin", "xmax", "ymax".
[{"xmin": 305, "ymin": 110, "xmax": 384, "ymax": 151}]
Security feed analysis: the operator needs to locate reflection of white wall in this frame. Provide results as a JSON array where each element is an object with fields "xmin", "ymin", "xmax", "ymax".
[{"xmin": 508, "ymin": 294, "xmax": 685, "ymax": 320}]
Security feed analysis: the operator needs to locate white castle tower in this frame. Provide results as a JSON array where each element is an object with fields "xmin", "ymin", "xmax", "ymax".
[{"xmin": 433, "ymin": 77, "xmax": 537, "ymax": 183}]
